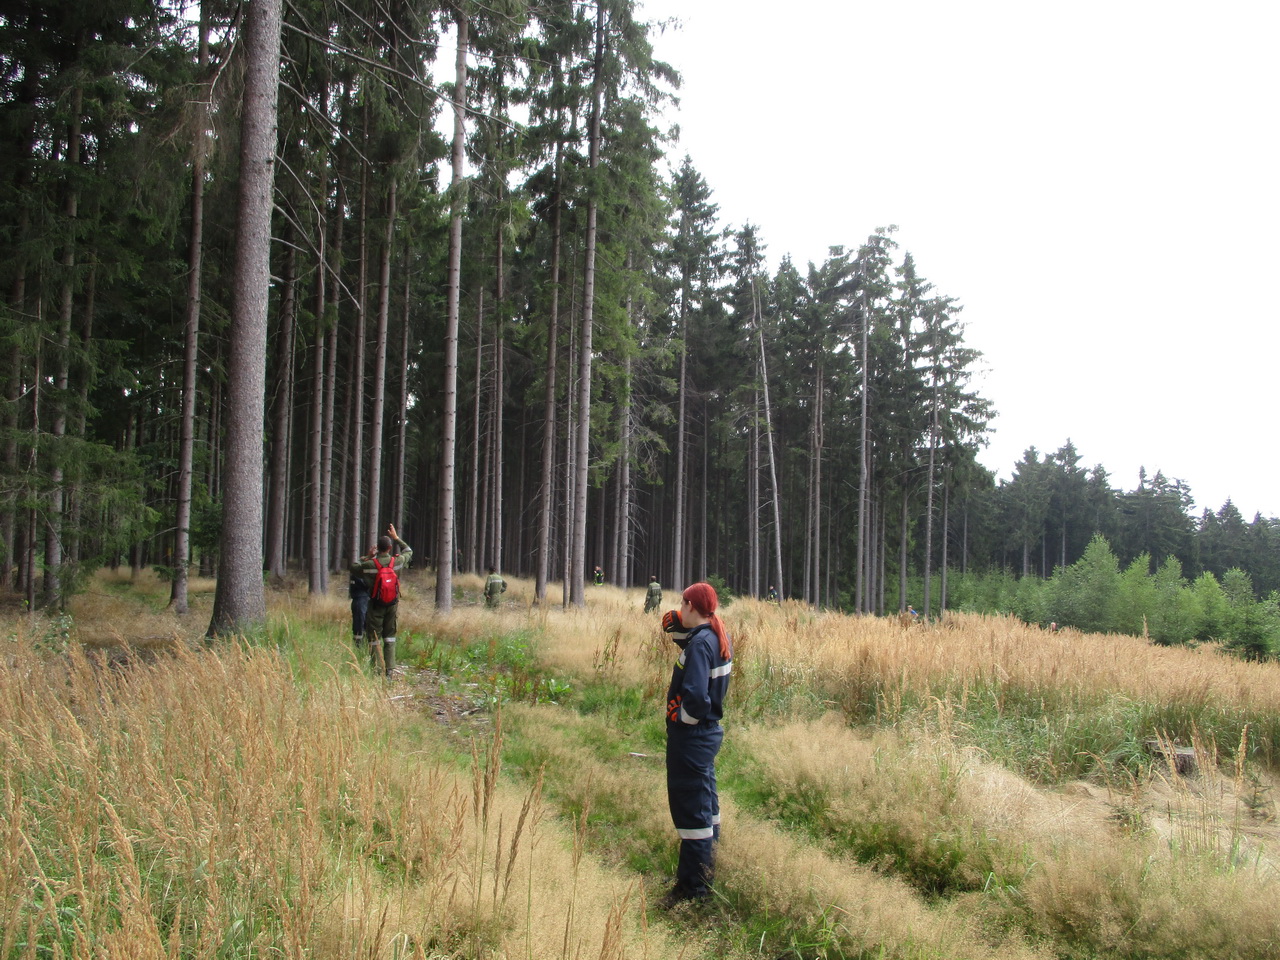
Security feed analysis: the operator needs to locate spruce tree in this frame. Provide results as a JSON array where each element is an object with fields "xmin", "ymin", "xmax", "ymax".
[{"xmin": 208, "ymin": 0, "xmax": 284, "ymax": 637}]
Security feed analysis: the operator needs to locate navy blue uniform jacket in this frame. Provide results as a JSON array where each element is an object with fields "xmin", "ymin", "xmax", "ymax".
[{"xmin": 665, "ymin": 623, "xmax": 732, "ymax": 729}]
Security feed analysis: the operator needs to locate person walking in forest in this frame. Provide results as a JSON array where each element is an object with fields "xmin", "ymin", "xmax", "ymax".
[
  {"xmin": 349, "ymin": 543, "xmax": 375, "ymax": 646},
  {"xmin": 484, "ymin": 566, "xmax": 506, "ymax": 608},
  {"xmin": 659, "ymin": 582, "xmax": 732, "ymax": 907},
  {"xmin": 644, "ymin": 575, "xmax": 663, "ymax": 613},
  {"xmin": 350, "ymin": 523, "xmax": 411, "ymax": 678}
]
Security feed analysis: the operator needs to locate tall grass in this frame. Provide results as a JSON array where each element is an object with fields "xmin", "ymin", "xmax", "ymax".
[
  {"xmin": 529, "ymin": 589, "xmax": 1280, "ymax": 959},
  {"xmin": 0, "ymin": 576, "xmax": 678, "ymax": 960},
  {"xmin": 9, "ymin": 571, "xmax": 1280, "ymax": 959},
  {"xmin": 711, "ymin": 602, "xmax": 1280, "ymax": 775}
]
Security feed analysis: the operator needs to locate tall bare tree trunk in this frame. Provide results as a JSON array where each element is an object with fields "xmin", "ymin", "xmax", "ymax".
[
  {"xmin": 66, "ymin": 250, "xmax": 96, "ymax": 570},
  {"xmin": 568, "ymin": 1, "xmax": 605, "ymax": 608},
  {"xmin": 1, "ymin": 55, "xmax": 38, "ymax": 591},
  {"xmin": 1, "ymin": 340, "xmax": 20, "ymax": 590},
  {"xmin": 940, "ymin": 472, "xmax": 950, "ymax": 616},
  {"xmin": 878, "ymin": 496, "xmax": 888, "ymax": 615},
  {"xmin": 855, "ymin": 295, "xmax": 870, "ymax": 612},
  {"xmin": 435, "ymin": 6, "xmax": 468, "ymax": 612},
  {"xmin": 594, "ymin": 482, "xmax": 606, "ymax": 580},
  {"xmin": 672, "ymin": 304, "xmax": 688, "ymax": 589},
  {"xmin": 492, "ymin": 230, "xmax": 505, "ymax": 574},
  {"xmin": 615, "ymin": 267, "xmax": 634, "ymax": 587},
  {"xmin": 899, "ymin": 490, "xmax": 910, "ymax": 613},
  {"xmin": 366, "ymin": 176, "xmax": 395, "ymax": 542},
  {"xmin": 306, "ymin": 222, "xmax": 326, "ymax": 594},
  {"xmin": 199, "ymin": 379, "xmax": 220, "ymax": 577},
  {"xmin": 266, "ymin": 237, "xmax": 297, "ymax": 580},
  {"xmin": 608, "ymin": 475, "xmax": 619, "ymax": 583},
  {"xmin": 306, "ymin": 106, "xmax": 332, "ymax": 594},
  {"xmin": 561, "ymin": 275, "xmax": 577, "ymax": 607},
  {"xmin": 699, "ymin": 400, "xmax": 709, "ymax": 582},
  {"xmin": 321, "ymin": 149, "xmax": 345, "ymax": 574},
  {"xmin": 22, "ymin": 340, "xmax": 41, "ymax": 610},
  {"xmin": 333, "ymin": 343, "xmax": 351, "ymax": 562},
  {"xmin": 47, "ymin": 83, "xmax": 82, "ymax": 609},
  {"xmin": 922, "ymin": 366, "xmax": 940, "ymax": 620},
  {"xmin": 815, "ymin": 379, "xmax": 824, "ymax": 604},
  {"xmin": 514, "ymin": 414, "xmax": 528, "ymax": 575},
  {"xmin": 615, "ymin": 418, "xmax": 630, "ymax": 585},
  {"xmin": 753, "ymin": 281, "xmax": 785, "ymax": 600},
  {"xmin": 748, "ymin": 392, "xmax": 759, "ymax": 597},
  {"xmin": 281, "ymin": 290, "xmax": 297, "ymax": 564},
  {"xmin": 394, "ymin": 251, "xmax": 410, "ymax": 527},
  {"xmin": 173, "ymin": 6, "xmax": 210, "ymax": 611},
  {"xmin": 321, "ymin": 317, "xmax": 338, "ymax": 571},
  {"xmin": 534, "ymin": 150, "xmax": 562, "ymax": 603},
  {"xmin": 347, "ymin": 116, "xmax": 369, "ymax": 564},
  {"xmin": 467, "ymin": 289, "xmax": 484, "ymax": 573},
  {"xmin": 477, "ymin": 331, "xmax": 491, "ymax": 572},
  {"xmin": 208, "ymin": 0, "xmax": 282, "ymax": 636},
  {"xmin": 809, "ymin": 360, "xmax": 824, "ymax": 605}
]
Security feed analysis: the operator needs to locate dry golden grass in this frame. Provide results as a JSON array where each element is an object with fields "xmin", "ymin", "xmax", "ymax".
[
  {"xmin": 721, "ymin": 600, "xmax": 1280, "ymax": 716},
  {"xmin": 524, "ymin": 586, "xmax": 1280, "ymax": 959},
  {"xmin": 505, "ymin": 702, "xmax": 1046, "ymax": 960},
  {"xmin": 0, "ymin": 579, "xmax": 681, "ymax": 960},
  {"xmin": 12, "ymin": 570, "xmax": 1280, "ymax": 959},
  {"xmin": 715, "ymin": 802, "xmax": 1047, "ymax": 960}
]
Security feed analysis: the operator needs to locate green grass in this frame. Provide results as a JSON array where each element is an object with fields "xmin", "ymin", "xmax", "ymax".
[{"xmin": 821, "ymin": 674, "xmax": 1274, "ymax": 786}]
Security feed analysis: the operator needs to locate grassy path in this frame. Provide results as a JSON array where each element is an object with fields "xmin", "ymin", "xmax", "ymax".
[{"xmin": 481, "ymin": 658, "xmax": 1049, "ymax": 960}]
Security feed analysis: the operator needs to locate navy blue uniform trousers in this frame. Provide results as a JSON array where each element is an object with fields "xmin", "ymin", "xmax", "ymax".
[
  {"xmin": 350, "ymin": 578, "xmax": 370, "ymax": 639},
  {"xmin": 666, "ymin": 722, "xmax": 723, "ymax": 896}
]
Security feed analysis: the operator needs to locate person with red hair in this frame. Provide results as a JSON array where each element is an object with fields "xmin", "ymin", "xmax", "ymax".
[{"xmin": 659, "ymin": 582, "xmax": 733, "ymax": 906}]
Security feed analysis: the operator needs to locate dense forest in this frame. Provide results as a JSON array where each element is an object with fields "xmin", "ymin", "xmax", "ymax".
[{"xmin": 2, "ymin": 0, "xmax": 1277, "ymax": 632}]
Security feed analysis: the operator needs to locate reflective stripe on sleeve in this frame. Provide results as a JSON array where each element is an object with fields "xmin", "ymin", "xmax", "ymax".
[
  {"xmin": 709, "ymin": 662, "xmax": 732, "ymax": 679},
  {"xmin": 679, "ymin": 704, "xmax": 699, "ymax": 725}
]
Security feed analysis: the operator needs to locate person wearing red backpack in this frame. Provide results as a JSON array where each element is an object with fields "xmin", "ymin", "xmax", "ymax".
[{"xmin": 350, "ymin": 522, "xmax": 412, "ymax": 677}]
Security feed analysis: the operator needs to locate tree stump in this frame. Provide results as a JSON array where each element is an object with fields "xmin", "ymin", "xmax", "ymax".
[{"xmin": 1145, "ymin": 739, "xmax": 1196, "ymax": 775}]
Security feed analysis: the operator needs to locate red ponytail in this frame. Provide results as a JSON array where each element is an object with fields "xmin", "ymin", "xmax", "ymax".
[{"xmin": 682, "ymin": 582, "xmax": 731, "ymax": 660}]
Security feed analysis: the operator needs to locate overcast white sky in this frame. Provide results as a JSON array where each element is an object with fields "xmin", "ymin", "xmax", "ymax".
[{"xmin": 638, "ymin": 0, "xmax": 1280, "ymax": 520}]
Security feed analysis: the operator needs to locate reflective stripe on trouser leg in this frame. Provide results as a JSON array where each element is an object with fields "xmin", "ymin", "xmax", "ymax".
[{"xmin": 666, "ymin": 723, "xmax": 723, "ymax": 895}]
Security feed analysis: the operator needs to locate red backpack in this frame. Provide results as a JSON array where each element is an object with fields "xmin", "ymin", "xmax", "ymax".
[{"xmin": 370, "ymin": 556, "xmax": 399, "ymax": 604}]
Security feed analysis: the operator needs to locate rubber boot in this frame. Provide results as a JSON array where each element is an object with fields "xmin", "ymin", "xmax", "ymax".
[{"xmin": 383, "ymin": 637, "xmax": 396, "ymax": 677}]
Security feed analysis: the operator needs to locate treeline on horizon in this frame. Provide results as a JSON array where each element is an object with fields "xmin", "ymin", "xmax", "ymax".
[
  {"xmin": 1, "ymin": 0, "xmax": 1276, "ymax": 633},
  {"xmin": 936, "ymin": 534, "xmax": 1280, "ymax": 660}
]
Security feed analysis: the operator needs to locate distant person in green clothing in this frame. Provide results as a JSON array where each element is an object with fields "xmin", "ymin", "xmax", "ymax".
[
  {"xmin": 350, "ymin": 523, "xmax": 411, "ymax": 677},
  {"xmin": 644, "ymin": 575, "xmax": 663, "ymax": 613},
  {"xmin": 484, "ymin": 566, "xmax": 507, "ymax": 608},
  {"xmin": 594, "ymin": 565, "xmax": 605, "ymax": 586}
]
